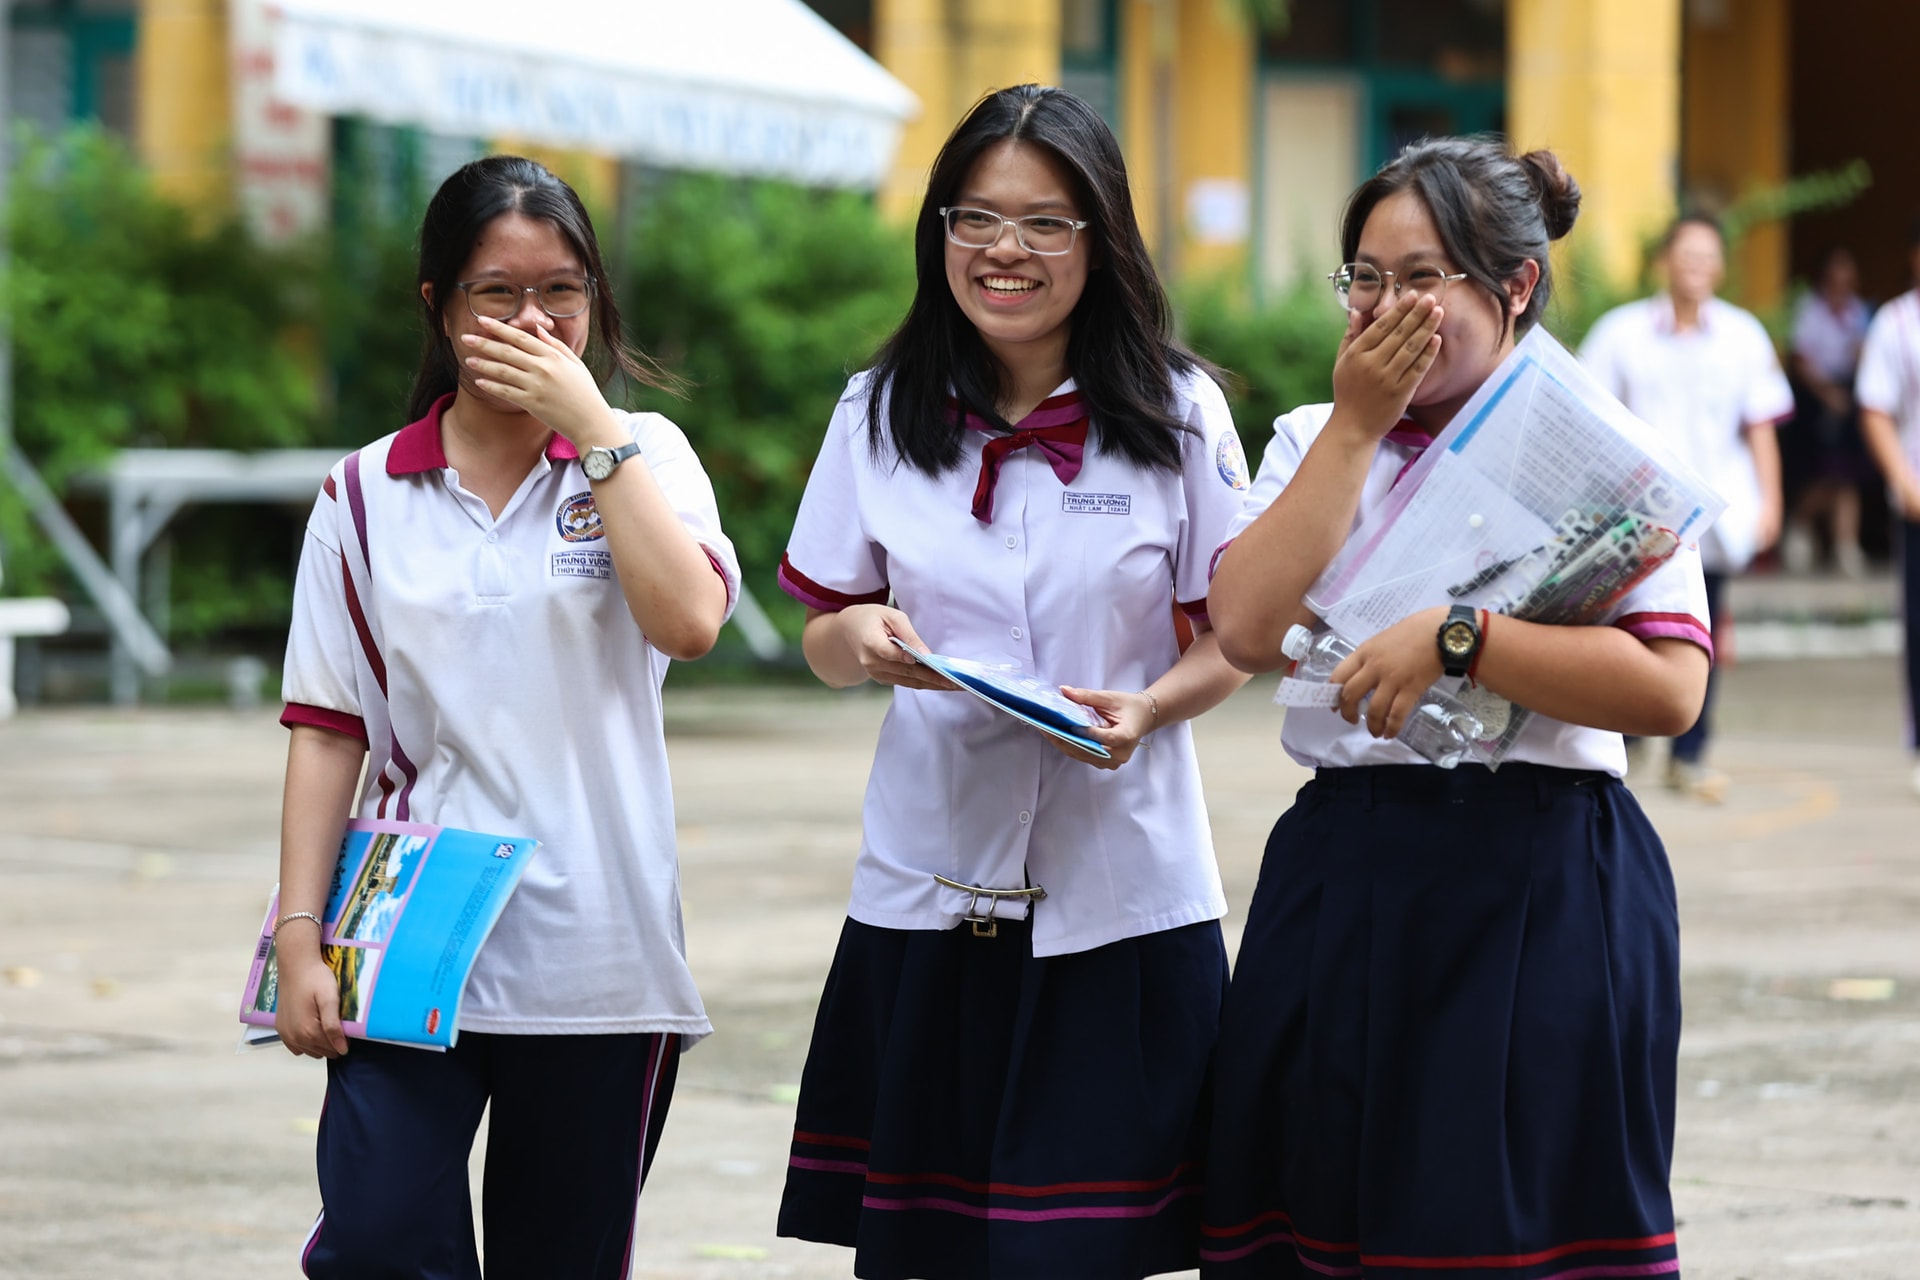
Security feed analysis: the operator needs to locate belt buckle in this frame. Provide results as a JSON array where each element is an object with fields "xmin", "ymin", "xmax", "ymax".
[{"xmin": 932, "ymin": 874, "xmax": 1047, "ymax": 939}]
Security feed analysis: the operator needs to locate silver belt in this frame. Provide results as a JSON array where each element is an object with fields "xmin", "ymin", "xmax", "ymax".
[{"xmin": 932, "ymin": 874, "xmax": 1048, "ymax": 938}]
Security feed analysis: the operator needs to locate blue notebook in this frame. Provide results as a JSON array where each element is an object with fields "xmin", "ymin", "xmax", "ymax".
[{"xmin": 892, "ymin": 640, "xmax": 1112, "ymax": 759}]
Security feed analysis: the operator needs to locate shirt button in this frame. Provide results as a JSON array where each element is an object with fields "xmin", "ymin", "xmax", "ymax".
[
  {"xmin": 1018, "ymin": 810, "xmax": 1032, "ymax": 825},
  {"xmin": 1010, "ymin": 626, "xmax": 1023, "ymax": 640},
  {"xmin": 1005, "ymin": 535, "xmax": 1018, "ymax": 549},
  {"xmin": 486, "ymin": 532, "xmax": 499, "ymax": 543}
]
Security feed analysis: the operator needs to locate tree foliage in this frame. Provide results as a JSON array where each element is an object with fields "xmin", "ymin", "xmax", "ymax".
[
  {"xmin": 618, "ymin": 174, "xmax": 916, "ymax": 626},
  {"xmin": 0, "ymin": 125, "xmax": 319, "ymax": 630}
]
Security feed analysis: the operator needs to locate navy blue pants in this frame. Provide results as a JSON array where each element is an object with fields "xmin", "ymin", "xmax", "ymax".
[
  {"xmin": 302, "ymin": 1031, "xmax": 680, "ymax": 1279},
  {"xmin": 1902, "ymin": 519, "xmax": 1920, "ymax": 750},
  {"xmin": 1670, "ymin": 570, "xmax": 1725, "ymax": 764}
]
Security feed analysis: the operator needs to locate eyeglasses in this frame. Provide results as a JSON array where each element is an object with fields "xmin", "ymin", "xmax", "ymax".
[
  {"xmin": 456, "ymin": 275, "xmax": 595, "ymax": 321},
  {"xmin": 1327, "ymin": 263, "xmax": 1468, "ymax": 313},
  {"xmin": 939, "ymin": 207, "xmax": 1089, "ymax": 256}
]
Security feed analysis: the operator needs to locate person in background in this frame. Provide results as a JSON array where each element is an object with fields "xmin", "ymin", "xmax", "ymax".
[
  {"xmin": 1854, "ymin": 216, "xmax": 1920, "ymax": 799},
  {"xmin": 273, "ymin": 155, "xmax": 737, "ymax": 1279},
  {"xmin": 1784, "ymin": 245, "xmax": 1873, "ymax": 578},
  {"xmin": 774, "ymin": 84, "xmax": 1251, "ymax": 1279},
  {"xmin": 1579, "ymin": 214, "xmax": 1794, "ymax": 802}
]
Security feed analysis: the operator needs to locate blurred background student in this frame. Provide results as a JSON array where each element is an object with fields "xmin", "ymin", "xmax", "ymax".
[
  {"xmin": 1783, "ymin": 245, "xmax": 1874, "ymax": 578},
  {"xmin": 1855, "ymin": 216, "xmax": 1920, "ymax": 799}
]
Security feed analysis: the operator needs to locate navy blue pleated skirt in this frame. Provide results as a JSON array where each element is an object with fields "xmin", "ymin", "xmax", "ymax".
[
  {"xmin": 778, "ymin": 914, "xmax": 1229, "ymax": 1280},
  {"xmin": 1200, "ymin": 764, "xmax": 1682, "ymax": 1280}
]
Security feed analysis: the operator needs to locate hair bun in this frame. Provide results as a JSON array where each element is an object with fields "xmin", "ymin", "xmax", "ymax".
[{"xmin": 1518, "ymin": 149, "xmax": 1581, "ymax": 241}]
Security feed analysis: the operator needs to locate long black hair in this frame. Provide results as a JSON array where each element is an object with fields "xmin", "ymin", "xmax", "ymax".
[
  {"xmin": 407, "ymin": 155, "xmax": 676, "ymax": 423},
  {"xmin": 867, "ymin": 84, "xmax": 1214, "ymax": 475},
  {"xmin": 1340, "ymin": 136, "xmax": 1581, "ymax": 343}
]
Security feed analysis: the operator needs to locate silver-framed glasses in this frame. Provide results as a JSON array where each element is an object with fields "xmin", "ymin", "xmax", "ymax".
[
  {"xmin": 939, "ymin": 207, "xmax": 1089, "ymax": 256},
  {"xmin": 456, "ymin": 275, "xmax": 596, "ymax": 321}
]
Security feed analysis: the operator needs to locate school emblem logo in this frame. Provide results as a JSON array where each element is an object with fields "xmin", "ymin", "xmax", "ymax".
[
  {"xmin": 1216, "ymin": 430, "xmax": 1250, "ymax": 490},
  {"xmin": 555, "ymin": 491, "xmax": 605, "ymax": 542}
]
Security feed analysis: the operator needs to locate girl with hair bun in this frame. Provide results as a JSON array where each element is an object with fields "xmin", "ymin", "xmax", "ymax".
[
  {"xmin": 775, "ymin": 83, "xmax": 1251, "ymax": 1279},
  {"xmin": 1201, "ymin": 137, "xmax": 1707, "ymax": 1279}
]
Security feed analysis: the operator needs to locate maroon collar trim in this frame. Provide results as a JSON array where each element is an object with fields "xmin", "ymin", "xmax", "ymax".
[{"xmin": 385, "ymin": 393, "xmax": 581, "ymax": 476}]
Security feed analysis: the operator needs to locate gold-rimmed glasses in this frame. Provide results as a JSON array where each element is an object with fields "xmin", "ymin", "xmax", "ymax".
[{"xmin": 1327, "ymin": 263, "xmax": 1468, "ymax": 313}]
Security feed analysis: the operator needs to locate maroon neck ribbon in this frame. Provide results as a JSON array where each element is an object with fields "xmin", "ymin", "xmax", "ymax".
[{"xmin": 953, "ymin": 391, "xmax": 1089, "ymax": 523}]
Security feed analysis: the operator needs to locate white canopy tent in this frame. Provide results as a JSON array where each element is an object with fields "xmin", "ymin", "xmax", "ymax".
[{"xmin": 272, "ymin": 0, "xmax": 919, "ymax": 189}]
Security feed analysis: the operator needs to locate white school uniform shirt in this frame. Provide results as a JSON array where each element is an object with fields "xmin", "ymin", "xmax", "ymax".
[
  {"xmin": 281, "ymin": 394, "xmax": 740, "ymax": 1038},
  {"xmin": 1854, "ymin": 289, "xmax": 1920, "ymax": 489},
  {"xmin": 1579, "ymin": 295, "xmax": 1794, "ymax": 573},
  {"xmin": 1217, "ymin": 403, "xmax": 1713, "ymax": 777},
  {"xmin": 778, "ymin": 370, "xmax": 1247, "ymax": 957},
  {"xmin": 1790, "ymin": 291, "xmax": 1870, "ymax": 384}
]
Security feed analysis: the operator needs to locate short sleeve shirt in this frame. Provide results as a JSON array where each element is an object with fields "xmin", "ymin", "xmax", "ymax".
[
  {"xmin": 777, "ymin": 370, "xmax": 1247, "ymax": 957},
  {"xmin": 1790, "ymin": 292, "xmax": 1870, "ymax": 384},
  {"xmin": 1217, "ymin": 402, "xmax": 1712, "ymax": 777},
  {"xmin": 281, "ymin": 395, "xmax": 739, "ymax": 1037},
  {"xmin": 1579, "ymin": 296, "xmax": 1794, "ymax": 572},
  {"xmin": 1855, "ymin": 290, "xmax": 1920, "ymax": 486}
]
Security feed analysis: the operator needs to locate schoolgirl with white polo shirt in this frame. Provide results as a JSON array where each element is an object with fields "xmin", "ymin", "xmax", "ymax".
[
  {"xmin": 1203, "ymin": 138, "xmax": 1710, "ymax": 1280},
  {"xmin": 272, "ymin": 156, "xmax": 737, "ymax": 1280},
  {"xmin": 774, "ymin": 85, "xmax": 1251, "ymax": 1280}
]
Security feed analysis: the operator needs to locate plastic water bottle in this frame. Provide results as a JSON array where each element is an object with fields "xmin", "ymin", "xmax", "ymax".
[{"xmin": 1281, "ymin": 625, "xmax": 1486, "ymax": 769}]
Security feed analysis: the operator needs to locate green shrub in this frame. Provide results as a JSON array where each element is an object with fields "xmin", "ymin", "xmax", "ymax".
[
  {"xmin": 0, "ymin": 125, "xmax": 317, "ymax": 637},
  {"xmin": 619, "ymin": 174, "xmax": 915, "ymax": 636},
  {"xmin": 1176, "ymin": 275, "xmax": 1343, "ymax": 462}
]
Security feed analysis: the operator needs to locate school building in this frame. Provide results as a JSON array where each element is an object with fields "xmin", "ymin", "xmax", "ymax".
[{"xmin": 12, "ymin": 0, "xmax": 1920, "ymax": 305}]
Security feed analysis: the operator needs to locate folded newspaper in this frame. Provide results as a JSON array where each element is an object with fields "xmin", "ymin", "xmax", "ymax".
[
  {"xmin": 891, "ymin": 639, "xmax": 1112, "ymax": 758},
  {"xmin": 1299, "ymin": 327, "xmax": 1727, "ymax": 766},
  {"xmin": 239, "ymin": 819, "xmax": 538, "ymax": 1051}
]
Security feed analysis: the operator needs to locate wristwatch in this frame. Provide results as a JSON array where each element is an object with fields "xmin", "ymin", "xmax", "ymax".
[
  {"xmin": 1436, "ymin": 604, "xmax": 1483, "ymax": 678},
  {"xmin": 582, "ymin": 441, "xmax": 641, "ymax": 481}
]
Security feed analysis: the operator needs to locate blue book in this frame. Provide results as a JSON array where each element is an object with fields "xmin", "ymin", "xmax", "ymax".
[
  {"xmin": 239, "ymin": 819, "xmax": 538, "ymax": 1051},
  {"xmin": 892, "ymin": 639, "xmax": 1112, "ymax": 759}
]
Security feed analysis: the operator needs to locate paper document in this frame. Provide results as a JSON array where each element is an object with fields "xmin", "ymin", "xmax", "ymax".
[{"xmin": 1302, "ymin": 328, "xmax": 1726, "ymax": 766}]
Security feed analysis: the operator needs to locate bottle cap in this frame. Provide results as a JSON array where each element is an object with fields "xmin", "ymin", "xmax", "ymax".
[{"xmin": 1281, "ymin": 624, "xmax": 1312, "ymax": 661}]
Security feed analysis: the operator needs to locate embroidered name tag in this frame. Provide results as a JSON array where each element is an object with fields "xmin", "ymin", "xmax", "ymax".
[
  {"xmin": 551, "ymin": 549, "xmax": 613, "ymax": 580},
  {"xmin": 1062, "ymin": 492, "xmax": 1132, "ymax": 515}
]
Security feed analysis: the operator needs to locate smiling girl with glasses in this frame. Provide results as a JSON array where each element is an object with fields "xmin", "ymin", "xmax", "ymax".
[{"xmin": 774, "ymin": 84, "xmax": 1252, "ymax": 1280}]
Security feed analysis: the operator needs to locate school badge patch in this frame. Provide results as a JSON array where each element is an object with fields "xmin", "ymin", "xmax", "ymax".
[
  {"xmin": 1215, "ymin": 429, "xmax": 1250, "ymax": 490},
  {"xmin": 555, "ymin": 491, "xmax": 605, "ymax": 542}
]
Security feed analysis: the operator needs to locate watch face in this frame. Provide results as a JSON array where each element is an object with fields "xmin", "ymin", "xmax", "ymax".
[
  {"xmin": 1441, "ymin": 621, "xmax": 1477, "ymax": 657},
  {"xmin": 583, "ymin": 450, "xmax": 612, "ymax": 481}
]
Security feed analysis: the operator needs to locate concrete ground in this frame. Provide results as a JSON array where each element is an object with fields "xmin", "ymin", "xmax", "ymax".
[{"xmin": 1, "ymin": 655, "xmax": 1916, "ymax": 1279}]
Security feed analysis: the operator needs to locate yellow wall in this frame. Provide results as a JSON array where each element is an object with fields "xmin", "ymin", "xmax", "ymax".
[
  {"xmin": 1681, "ymin": 0, "xmax": 1789, "ymax": 307},
  {"xmin": 1173, "ymin": 0, "xmax": 1254, "ymax": 280},
  {"xmin": 1508, "ymin": 0, "xmax": 1682, "ymax": 291},
  {"xmin": 136, "ymin": 0, "xmax": 231, "ymax": 212},
  {"xmin": 1119, "ymin": 0, "xmax": 1253, "ymax": 279},
  {"xmin": 874, "ymin": 0, "xmax": 1061, "ymax": 220}
]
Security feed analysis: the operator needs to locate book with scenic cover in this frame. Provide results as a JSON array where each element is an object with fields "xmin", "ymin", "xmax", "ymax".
[
  {"xmin": 239, "ymin": 819, "xmax": 539, "ymax": 1051},
  {"xmin": 891, "ymin": 639, "xmax": 1112, "ymax": 759}
]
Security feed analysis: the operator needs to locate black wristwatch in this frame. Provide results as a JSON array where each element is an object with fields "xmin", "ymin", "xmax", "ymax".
[{"xmin": 1436, "ymin": 604, "xmax": 1483, "ymax": 678}]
